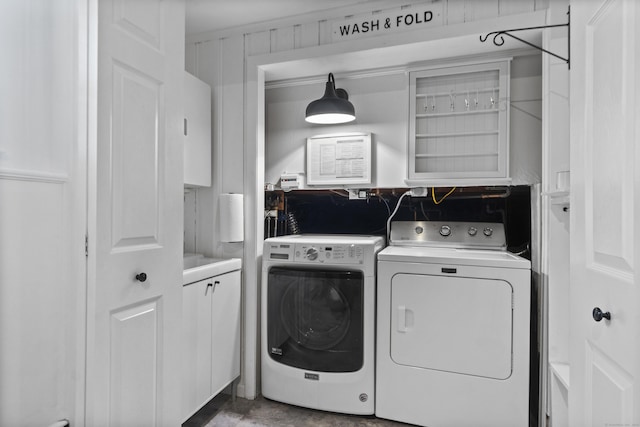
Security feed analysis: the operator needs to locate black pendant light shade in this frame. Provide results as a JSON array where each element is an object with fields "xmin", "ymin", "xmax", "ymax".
[{"xmin": 305, "ymin": 73, "xmax": 356, "ymax": 124}]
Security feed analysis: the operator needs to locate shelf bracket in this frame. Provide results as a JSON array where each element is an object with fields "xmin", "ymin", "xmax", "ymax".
[{"xmin": 480, "ymin": 7, "xmax": 570, "ymax": 69}]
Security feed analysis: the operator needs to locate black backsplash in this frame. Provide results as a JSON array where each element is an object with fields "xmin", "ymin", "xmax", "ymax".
[{"xmin": 265, "ymin": 186, "xmax": 532, "ymax": 258}]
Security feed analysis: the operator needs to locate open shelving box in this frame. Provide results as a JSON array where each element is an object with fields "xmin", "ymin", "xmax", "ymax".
[{"xmin": 408, "ymin": 60, "xmax": 510, "ymax": 183}]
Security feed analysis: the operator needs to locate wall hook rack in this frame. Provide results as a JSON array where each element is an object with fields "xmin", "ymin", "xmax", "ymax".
[{"xmin": 480, "ymin": 6, "xmax": 570, "ymax": 69}]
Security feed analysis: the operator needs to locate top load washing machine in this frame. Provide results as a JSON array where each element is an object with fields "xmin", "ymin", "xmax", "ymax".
[
  {"xmin": 262, "ymin": 234, "xmax": 384, "ymax": 415},
  {"xmin": 376, "ymin": 221, "xmax": 531, "ymax": 427}
]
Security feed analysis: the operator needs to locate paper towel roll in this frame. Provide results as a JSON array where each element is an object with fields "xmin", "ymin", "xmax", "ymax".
[{"xmin": 219, "ymin": 193, "xmax": 244, "ymax": 242}]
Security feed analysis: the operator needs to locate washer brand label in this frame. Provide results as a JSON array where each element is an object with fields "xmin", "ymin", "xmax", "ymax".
[
  {"xmin": 304, "ymin": 373, "xmax": 319, "ymax": 381},
  {"xmin": 271, "ymin": 347, "xmax": 282, "ymax": 356}
]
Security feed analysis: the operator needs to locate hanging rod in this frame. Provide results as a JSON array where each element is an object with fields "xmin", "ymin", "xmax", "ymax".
[{"xmin": 480, "ymin": 6, "xmax": 570, "ymax": 69}]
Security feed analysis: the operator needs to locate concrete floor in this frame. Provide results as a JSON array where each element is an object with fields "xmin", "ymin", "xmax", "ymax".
[{"xmin": 184, "ymin": 394, "xmax": 413, "ymax": 427}]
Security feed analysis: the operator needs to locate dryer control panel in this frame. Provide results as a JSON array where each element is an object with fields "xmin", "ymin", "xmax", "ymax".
[{"xmin": 390, "ymin": 221, "xmax": 506, "ymax": 250}]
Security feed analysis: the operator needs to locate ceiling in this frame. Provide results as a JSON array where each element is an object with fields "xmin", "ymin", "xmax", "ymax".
[{"xmin": 185, "ymin": 0, "xmax": 377, "ymax": 36}]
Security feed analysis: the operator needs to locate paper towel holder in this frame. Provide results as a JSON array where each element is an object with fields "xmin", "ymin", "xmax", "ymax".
[{"xmin": 219, "ymin": 193, "xmax": 244, "ymax": 243}]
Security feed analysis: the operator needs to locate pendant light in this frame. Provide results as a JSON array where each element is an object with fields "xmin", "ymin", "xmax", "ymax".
[{"xmin": 305, "ymin": 73, "xmax": 356, "ymax": 124}]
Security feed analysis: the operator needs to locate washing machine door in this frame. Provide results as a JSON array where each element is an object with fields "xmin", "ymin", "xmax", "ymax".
[{"xmin": 267, "ymin": 267, "xmax": 364, "ymax": 372}]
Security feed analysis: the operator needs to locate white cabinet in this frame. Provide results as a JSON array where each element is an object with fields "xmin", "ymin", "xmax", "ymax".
[
  {"xmin": 210, "ymin": 270, "xmax": 242, "ymax": 396},
  {"xmin": 182, "ymin": 269, "xmax": 241, "ymax": 420},
  {"xmin": 407, "ymin": 60, "xmax": 510, "ymax": 185},
  {"xmin": 182, "ymin": 278, "xmax": 213, "ymax": 414},
  {"xmin": 184, "ymin": 71, "xmax": 212, "ymax": 187}
]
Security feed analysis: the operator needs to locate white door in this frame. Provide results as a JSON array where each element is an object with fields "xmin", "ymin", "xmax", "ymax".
[
  {"xmin": 86, "ymin": 0, "xmax": 185, "ymax": 425},
  {"xmin": 569, "ymin": 1, "xmax": 640, "ymax": 426}
]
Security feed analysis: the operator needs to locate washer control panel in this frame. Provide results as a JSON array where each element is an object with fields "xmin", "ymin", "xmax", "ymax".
[
  {"xmin": 265, "ymin": 242, "xmax": 367, "ymax": 263},
  {"xmin": 390, "ymin": 221, "xmax": 507, "ymax": 250},
  {"xmin": 294, "ymin": 243, "xmax": 365, "ymax": 264}
]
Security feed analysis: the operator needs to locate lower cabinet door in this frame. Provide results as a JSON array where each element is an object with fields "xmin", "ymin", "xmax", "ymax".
[
  {"xmin": 211, "ymin": 270, "xmax": 242, "ymax": 396},
  {"xmin": 182, "ymin": 278, "xmax": 214, "ymax": 419},
  {"xmin": 182, "ymin": 270, "xmax": 241, "ymax": 420}
]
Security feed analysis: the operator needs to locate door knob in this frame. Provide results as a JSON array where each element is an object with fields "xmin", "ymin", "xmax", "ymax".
[
  {"xmin": 135, "ymin": 273, "xmax": 147, "ymax": 282},
  {"xmin": 592, "ymin": 307, "xmax": 611, "ymax": 322}
]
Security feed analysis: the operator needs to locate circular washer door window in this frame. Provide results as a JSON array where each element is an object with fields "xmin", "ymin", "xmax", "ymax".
[{"xmin": 280, "ymin": 278, "xmax": 351, "ymax": 351}]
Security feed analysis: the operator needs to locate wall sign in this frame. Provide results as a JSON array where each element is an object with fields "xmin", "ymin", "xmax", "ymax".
[
  {"xmin": 306, "ymin": 133, "xmax": 372, "ymax": 186},
  {"xmin": 331, "ymin": 2, "xmax": 444, "ymax": 42}
]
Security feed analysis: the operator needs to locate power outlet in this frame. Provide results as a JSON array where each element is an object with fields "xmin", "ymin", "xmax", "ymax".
[
  {"xmin": 347, "ymin": 189, "xmax": 368, "ymax": 200},
  {"xmin": 410, "ymin": 187, "xmax": 428, "ymax": 197}
]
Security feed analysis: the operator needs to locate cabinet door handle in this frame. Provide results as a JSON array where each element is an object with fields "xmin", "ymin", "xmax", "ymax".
[{"xmin": 205, "ymin": 281, "xmax": 220, "ymax": 296}]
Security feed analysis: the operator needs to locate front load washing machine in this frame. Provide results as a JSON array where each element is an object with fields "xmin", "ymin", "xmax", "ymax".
[
  {"xmin": 262, "ymin": 234, "xmax": 384, "ymax": 415},
  {"xmin": 376, "ymin": 221, "xmax": 531, "ymax": 427}
]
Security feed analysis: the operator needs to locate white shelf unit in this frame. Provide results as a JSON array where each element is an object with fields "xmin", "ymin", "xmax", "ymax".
[{"xmin": 408, "ymin": 60, "xmax": 510, "ymax": 181}]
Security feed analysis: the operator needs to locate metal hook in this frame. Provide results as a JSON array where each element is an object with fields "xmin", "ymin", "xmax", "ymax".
[{"xmin": 479, "ymin": 6, "xmax": 571, "ymax": 68}]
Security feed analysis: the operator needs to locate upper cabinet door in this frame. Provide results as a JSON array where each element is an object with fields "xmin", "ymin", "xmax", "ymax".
[
  {"xmin": 184, "ymin": 71, "xmax": 212, "ymax": 187},
  {"xmin": 87, "ymin": 0, "xmax": 185, "ymax": 426},
  {"xmin": 407, "ymin": 60, "xmax": 510, "ymax": 186}
]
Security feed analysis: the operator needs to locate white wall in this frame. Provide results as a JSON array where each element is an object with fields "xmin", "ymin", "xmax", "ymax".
[
  {"xmin": 541, "ymin": 1, "xmax": 571, "ymax": 425},
  {"xmin": 187, "ymin": 0, "xmax": 550, "ymax": 400},
  {"xmin": 265, "ymin": 54, "xmax": 541, "ymax": 188},
  {"xmin": 184, "ymin": 36, "xmax": 245, "ymax": 261},
  {"xmin": 265, "ymin": 72, "xmax": 408, "ymax": 188},
  {"xmin": 0, "ymin": 0, "xmax": 86, "ymax": 425}
]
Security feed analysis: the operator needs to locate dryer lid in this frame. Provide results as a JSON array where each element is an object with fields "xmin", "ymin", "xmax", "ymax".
[{"xmin": 378, "ymin": 245, "xmax": 531, "ymax": 269}]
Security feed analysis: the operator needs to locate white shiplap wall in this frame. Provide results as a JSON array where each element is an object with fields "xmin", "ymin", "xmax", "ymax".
[
  {"xmin": 264, "ymin": 54, "xmax": 542, "ymax": 189},
  {"xmin": 0, "ymin": 0, "xmax": 86, "ymax": 424},
  {"xmin": 186, "ymin": 0, "xmax": 550, "ymax": 400},
  {"xmin": 237, "ymin": 0, "xmax": 548, "ymax": 56}
]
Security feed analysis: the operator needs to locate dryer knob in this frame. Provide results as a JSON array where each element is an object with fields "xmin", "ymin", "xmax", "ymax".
[
  {"xmin": 439, "ymin": 225, "xmax": 451, "ymax": 237},
  {"xmin": 306, "ymin": 247, "xmax": 319, "ymax": 261}
]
